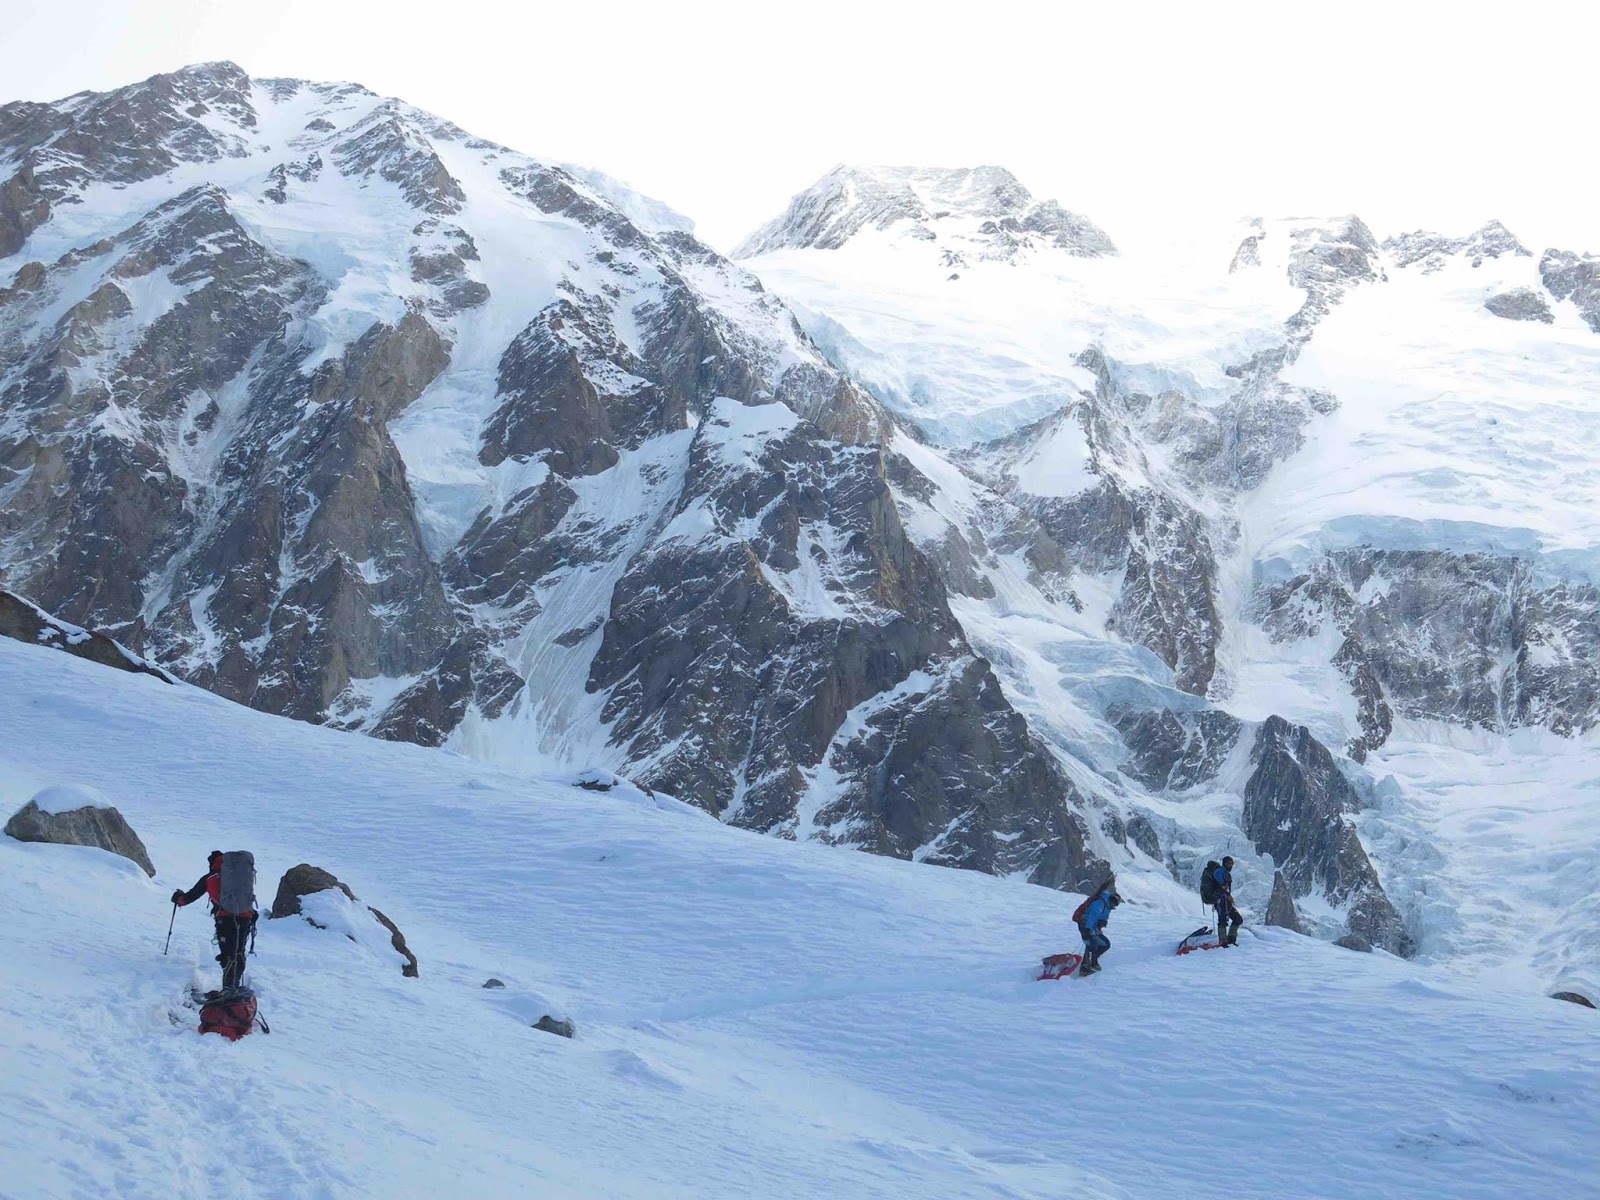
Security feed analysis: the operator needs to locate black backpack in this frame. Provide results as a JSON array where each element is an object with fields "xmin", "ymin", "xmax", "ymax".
[
  {"xmin": 217, "ymin": 851, "xmax": 256, "ymax": 916},
  {"xmin": 1199, "ymin": 860, "xmax": 1222, "ymax": 905}
]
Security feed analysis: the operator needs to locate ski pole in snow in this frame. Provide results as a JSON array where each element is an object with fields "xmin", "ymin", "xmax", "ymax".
[{"xmin": 163, "ymin": 902, "xmax": 177, "ymax": 956}]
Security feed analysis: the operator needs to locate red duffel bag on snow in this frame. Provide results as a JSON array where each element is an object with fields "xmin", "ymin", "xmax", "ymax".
[{"xmin": 199, "ymin": 991, "xmax": 268, "ymax": 1040}]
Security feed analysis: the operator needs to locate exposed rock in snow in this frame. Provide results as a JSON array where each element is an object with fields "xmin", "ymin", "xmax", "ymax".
[
  {"xmin": 1539, "ymin": 248, "xmax": 1600, "ymax": 332},
  {"xmin": 1243, "ymin": 717, "xmax": 1409, "ymax": 955},
  {"xmin": 1335, "ymin": 934, "xmax": 1373, "ymax": 953},
  {"xmin": 0, "ymin": 61, "xmax": 259, "ymax": 256},
  {"xmin": 1282, "ymin": 216, "xmax": 1383, "ymax": 348},
  {"xmin": 1266, "ymin": 870, "xmax": 1302, "ymax": 933},
  {"xmin": 269, "ymin": 862, "xmax": 356, "ymax": 918},
  {"xmin": 367, "ymin": 905, "xmax": 420, "ymax": 978},
  {"xmin": 1111, "ymin": 707, "xmax": 1242, "ymax": 792},
  {"xmin": 1255, "ymin": 549, "xmax": 1600, "ymax": 757},
  {"xmin": 1551, "ymin": 991, "xmax": 1595, "ymax": 1009},
  {"xmin": 1384, "ymin": 220, "xmax": 1530, "ymax": 272},
  {"xmin": 1229, "ymin": 219, "xmax": 1265, "ymax": 272},
  {"xmin": 5, "ymin": 787, "xmax": 155, "ymax": 875},
  {"xmin": 1484, "ymin": 286, "xmax": 1554, "ymax": 323},
  {"xmin": 0, "ymin": 589, "xmax": 173, "ymax": 681}
]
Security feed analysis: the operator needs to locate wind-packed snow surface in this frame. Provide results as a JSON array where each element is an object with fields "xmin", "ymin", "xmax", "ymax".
[{"xmin": 2, "ymin": 639, "xmax": 1598, "ymax": 1200}]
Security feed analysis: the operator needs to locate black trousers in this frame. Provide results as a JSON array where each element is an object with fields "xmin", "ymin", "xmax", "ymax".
[
  {"xmin": 1078, "ymin": 922, "xmax": 1110, "ymax": 962},
  {"xmin": 215, "ymin": 914, "xmax": 256, "ymax": 991},
  {"xmin": 1215, "ymin": 899, "xmax": 1242, "ymax": 945}
]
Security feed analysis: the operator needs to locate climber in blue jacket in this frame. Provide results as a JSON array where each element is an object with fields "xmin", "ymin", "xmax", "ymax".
[{"xmin": 1076, "ymin": 881, "xmax": 1121, "ymax": 975}]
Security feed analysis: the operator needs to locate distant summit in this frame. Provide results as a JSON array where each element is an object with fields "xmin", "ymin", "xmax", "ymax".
[{"xmin": 735, "ymin": 165, "xmax": 1116, "ymax": 261}]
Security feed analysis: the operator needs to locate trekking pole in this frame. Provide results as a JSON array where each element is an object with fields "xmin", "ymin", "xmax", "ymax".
[{"xmin": 163, "ymin": 902, "xmax": 177, "ymax": 956}]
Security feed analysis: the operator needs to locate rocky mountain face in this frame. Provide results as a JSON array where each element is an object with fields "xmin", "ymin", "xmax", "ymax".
[
  {"xmin": 0, "ymin": 64, "xmax": 1103, "ymax": 891},
  {"xmin": 4, "ymin": 64, "xmax": 1594, "ymax": 968},
  {"xmin": 1255, "ymin": 549, "xmax": 1600, "ymax": 759},
  {"xmin": 1383, "ymin": 220, "xmax": 1529, "ymax": 272},
  {"xmin": 738, "ymin": 176, "xmax": 1600, "ymax": 964},
  {"xmin": 1107, "ymin": 704, "xmax": 1408, "ymax": 954},
  {"xmin": 1540, "ymin": 249, "xmax": 1600, "ymax": 332}
]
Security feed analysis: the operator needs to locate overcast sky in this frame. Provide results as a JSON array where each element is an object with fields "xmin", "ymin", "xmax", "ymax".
[{"xmin": 7, "ymin": 0, "xmax": 1596, "ymax": 254}]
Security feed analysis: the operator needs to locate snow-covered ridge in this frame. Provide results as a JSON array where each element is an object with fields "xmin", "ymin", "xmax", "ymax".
[{"xmin": 735, "ymin": 164, "xmax": 1116, "ymax": 261}]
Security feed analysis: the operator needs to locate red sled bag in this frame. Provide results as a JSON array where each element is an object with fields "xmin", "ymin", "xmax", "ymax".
[
  {"xmin": 1176, "ymin": 926, "xmax": 1223, "ymax": 955},
  {"xmin": 1038, "ymin": 952, "xmax": 1084, "ymax": 980},
  {"xmin": 199, "ymin": 992, "xmax": 267, "ymax": 1040}
]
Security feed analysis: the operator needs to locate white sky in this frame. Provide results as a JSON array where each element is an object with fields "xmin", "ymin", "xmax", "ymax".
[{"xmin": 6, "ymin": 0, "xmax": 1597, "ymax": 255}]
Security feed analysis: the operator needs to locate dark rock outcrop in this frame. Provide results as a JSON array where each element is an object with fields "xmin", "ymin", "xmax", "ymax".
[
  {"xmin": 1334, "ymin": 934, "xmax": 1373, "ymax": 953},
  {"xmin": 586, "ymin": 401, "xmax": 1106, "ymax": 889},
  {"xmin": 1539, "ymin": 249, "xmax": 1600, "ymax": 333},
  {"xmin": 978, "ymin": 345, "xmax": 1333, "ymax": 699},
  {"xmin": 4, "ymin": 788, "xmax": 155, "ymax": 875},
  {"xmin": 367, "ymin": 906, "xmax": 420, "ymax": 979},
  {"xmin": 533, "ymin": 1014, "xmax": 575, "ymax": 1038},
  {"xmin": 1243, "ymin": 717, "xmax": 1410, "ymax": 955},
  {"xmin": 482, "ymin": 978, "xmax": 506, "ymax": 989},
  {"xmin": 1283, "ymin": 217, "xmax": 1382, "ymax": 348},
  {"xmin": 1256, "ymin": 549, "xmax": 1600, "ymax": 754},
  {"xmin": 269, "ymin": 863, "xmax": 355, "ymax": 918},
  {"xmin": 0, "ymin": 590, "xmax": 173, "ymax": 682},
  {"xmin": 1265, "ymin": 870, "xmax": 1302, "ymax": 933},
  {"xmin": 1484, "ymin": 287, "xmax": 1553, "ymax": 323},
  {"xmin": 1112, "ymin": 707, "xmax": 1241, "ymax": 791},
  {"xmin": 1552, "ymin": 991, "xmax": 1595, "ymax": 1009}
]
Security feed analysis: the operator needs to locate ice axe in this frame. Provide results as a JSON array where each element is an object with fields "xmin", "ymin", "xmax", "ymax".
[{"xmin": 163, "ymin": 901, "xmax": 177, "ymax": 956}]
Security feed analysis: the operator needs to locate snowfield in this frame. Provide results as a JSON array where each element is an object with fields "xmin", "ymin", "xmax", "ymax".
[{"xmin": 3, "ymin": 638, "xmax": 1597, "ymax": 1199}]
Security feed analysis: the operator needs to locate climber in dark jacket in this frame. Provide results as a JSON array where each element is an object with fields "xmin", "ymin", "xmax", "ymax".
[
  {"xmin": 172, "ymin": 850, "xmax": 256, "ymax": 993},
  {"xmin": 1076, "ymin": 882, "xmax": 1121, "ymax": 975},
  {"xmin": 1211, "ymin": 856, "xmax": 1243, "ymax": 947}
]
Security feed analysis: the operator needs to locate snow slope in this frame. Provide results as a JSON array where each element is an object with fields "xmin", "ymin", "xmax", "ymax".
[
  {"xmin": 1249, "ymin": 250, "xmax": 1600, "ymax": 581},
  {"xmin": 3, "ymin": 637, "xmax": 1597, "ymax": 1199}
]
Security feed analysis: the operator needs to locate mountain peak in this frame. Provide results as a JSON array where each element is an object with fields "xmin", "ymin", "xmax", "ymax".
[
  {"xmin": 735, "ymin": 164, "xmax": 1114, "ymax": 259},
  {"xmin": 1384, "ymin": 219, "xmax": 1530, "ymax": 271}
]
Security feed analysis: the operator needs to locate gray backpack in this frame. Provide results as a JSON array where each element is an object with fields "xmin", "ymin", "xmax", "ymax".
[{"xmin": 218, "ymin": 851, "xmax": 257, "ymax": 915}]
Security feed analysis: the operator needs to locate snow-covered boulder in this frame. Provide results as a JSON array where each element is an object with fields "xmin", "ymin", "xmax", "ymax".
[
  {"xmin": 269, "ymin": 862, "xmax": 355, "ymax": 916},
  {"xmin": 4, "ymin": 785, "xmax": 155, "ymax": 876},
  {"xmin": 478, "ymin": 977, "xmax": 575, "ymax": 1037},
  {"xmin": 269, "ymin": 863, "xmax": 418, "ymax": 977}
]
